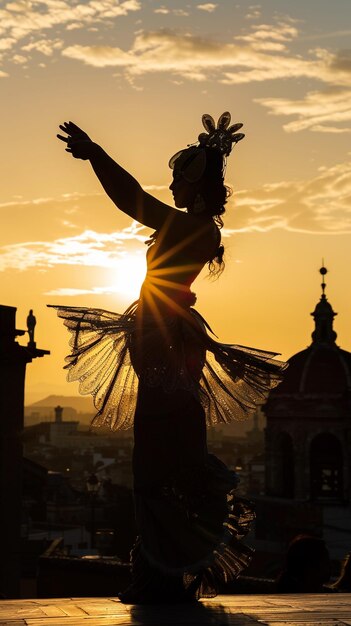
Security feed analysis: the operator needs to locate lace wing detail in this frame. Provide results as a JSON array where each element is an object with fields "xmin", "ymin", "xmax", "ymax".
[
  {"xmin": 49, "ymin": 303, "xmax": 287, "ymax": 431},
  {"xmin": 48, "ymin": 305, "xmax": 138, "ymax": 430},
  {"xmin": 190, "ymin": 310, "xmax": 287, "ymax": 427},
  {"xmin": 200, "ymin": 345, "xmax": 285, "ymax": 427}
]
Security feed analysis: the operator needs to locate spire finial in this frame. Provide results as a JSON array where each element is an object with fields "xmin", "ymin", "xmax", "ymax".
[
  {"xmin": 311, "ymin": 261, "xmax": 337, "ymax": 344},
  {"xmin": 320, "ymin": 260, "xmax": 327, "ymax": 297}
]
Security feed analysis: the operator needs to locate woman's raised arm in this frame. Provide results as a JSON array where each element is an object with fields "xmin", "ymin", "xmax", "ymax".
[{"xmin": 57, "ymin": 121, "xmax": 184, "ymax": 231}]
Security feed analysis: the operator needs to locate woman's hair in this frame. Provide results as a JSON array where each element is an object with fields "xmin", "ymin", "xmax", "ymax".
[
  {"xmin": 172, "ymin": 145, "xmax": 231, "ymax": 277},
  {"xmin": 201, "ymin": 148, "xmax": 231, "ymax": 278}
]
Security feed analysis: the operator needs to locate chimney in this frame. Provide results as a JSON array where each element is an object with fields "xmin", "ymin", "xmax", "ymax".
[{"xmin": 54, "ymin": 405, "xmax": 63, "ymax": 423}]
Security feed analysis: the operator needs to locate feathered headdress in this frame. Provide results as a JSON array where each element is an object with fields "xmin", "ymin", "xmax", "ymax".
[{"xmin": 169, "ymin": 112, "xmax": 244, "ymax": 182}]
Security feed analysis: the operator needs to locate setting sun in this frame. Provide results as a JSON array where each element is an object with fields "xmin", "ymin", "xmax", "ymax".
[
  {"xmin": 113, "ymin": 252, "xmax": 146, "ymax": 300},
  {"xmin": 1, "ymin": 0, "xmax": 350, "ymax": 399}
]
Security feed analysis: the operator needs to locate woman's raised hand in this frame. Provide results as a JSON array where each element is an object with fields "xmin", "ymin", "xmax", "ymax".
[{"xmin": 57, "ymin": 121, "xmax": 95, "ymax": 160}]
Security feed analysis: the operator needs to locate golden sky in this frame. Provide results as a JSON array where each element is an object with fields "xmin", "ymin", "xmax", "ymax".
[{"xmin": 1, "ymin": 0, "xmax": 351, "ymax": 404}]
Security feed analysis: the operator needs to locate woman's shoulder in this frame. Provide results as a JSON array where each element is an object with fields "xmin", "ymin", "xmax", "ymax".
[
  {"xmin": 167, "ymin": 214, "xmax": 219, "ymax": 249},
  {"xmin": 169, "ymin": 212, "xmax": 219, "ymax": 238}
]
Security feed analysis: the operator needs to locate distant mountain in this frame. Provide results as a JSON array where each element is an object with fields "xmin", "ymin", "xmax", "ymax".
[
  {"xmin": 24, "ymin": 395, "xmax": 96, "ymax": 426},
  {"xmin": 25, "ymin": 395, "xmax": 265, "ymax": 435},
  {"xmin": 27, "ymin": 395, "xmax": 94, "ymax": 413}
]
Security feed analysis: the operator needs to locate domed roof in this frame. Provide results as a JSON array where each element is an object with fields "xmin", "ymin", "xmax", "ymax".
[
  {"xmin": 276, "ymin": 345, "xmax": 351, "ymax": 394},
  {"xmin": 270, "ymin": 266, "xmax": 351, "ymax": 396}
]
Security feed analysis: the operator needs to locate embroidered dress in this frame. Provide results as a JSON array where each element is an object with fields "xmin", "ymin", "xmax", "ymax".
[{"xmin": 50, "ymin": 222, "xmax": 286, "ymax": 601}]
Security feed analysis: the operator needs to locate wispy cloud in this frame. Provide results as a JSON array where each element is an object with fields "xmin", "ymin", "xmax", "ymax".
[
  {"xmin": 302, "ymin": 30, "xmax": 351, "ymax": 42},
  {"xmin": 256, "ymin": 86, "xmax": 351, "ymax": 133},
  {"xmin": 62, "ymin": 24, "xmax": 302, "ymax": 78},
  {"xmin": 173, "ymin": 9, "xmax": 189, "ymax": 16},
  {"xmin": 246, "ymin": 5, "xmax": 261, "ymax": 20},
  {"xmin": 60, "ymin": 25, "xmax": 351, "ymax": 132},
  {"xmin": 1, "ymin": 3, "xmax": 349, "ymax": 135},
  {"xmin": 61, "ymin": 24, "xmax": 351, "ymax": 91},
  {"xmin": 0, "ymin": 189, "xmax": 173, "ymax": 252},
  {"xmin": 235, "ymin": 21, "xmax": 298, "ymax": 50},
  {"xmin": 60, "ymin": 22, "xmax": 347, "ymax": 135},
  {"xmin": 197, "ymin": 3, "xmax": 217, "ymax": 12},
  {"xmin": 0, "ymin": 223, "xmax": 147, "ymax": 272},
  {"xmin": 12, "ymin": 54, "xmax": 27, "ymax": 65},
  {"xmin": 154, "ymin": 6, "xmax": 189, "ymax": 16},
  {"xmin": 0, "ymin": 0, "xmax": 141, "ymax": 59},
  {"xmin": 226, "ymin": 159, "xmax": 351, "ymax": 234},
  {"xmin": 1, "ymin": 160, "xmax": 351, "ymax": 300},
  {"xmin": 22, "ymin": 38, "xmax": 63, "ymax": 56},
  {"xmin": 311, "ymin": 124, "xmax": 350, "ymax": 134},
  {"xmin": 154, "ymin": 6, "xmax": 170, "ymax": 14},
  {"xmin": 2, "ymin": 158, "xmax": 351, "ymax": 284}
]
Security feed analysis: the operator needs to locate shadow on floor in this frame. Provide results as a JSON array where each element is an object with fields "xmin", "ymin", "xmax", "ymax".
[{"xmin": 130, "ymin": 601, "xmax": 266, "ymax": 625}]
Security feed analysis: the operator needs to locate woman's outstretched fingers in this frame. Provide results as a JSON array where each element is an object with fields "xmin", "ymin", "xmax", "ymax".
[
  {"xmin": 57, "ymin": 134, "xmax": 69, "ymax": 143},
  {"xmin": 68, "ymin": 121, "xmax": 84, "ymax": 132}
]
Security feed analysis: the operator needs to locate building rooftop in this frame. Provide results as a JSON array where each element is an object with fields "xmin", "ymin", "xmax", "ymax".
[
  {"xmin": 0, "ymin": 594, "xmax": 350, "ymax": 625},
  {"xmin": 266, "ymin": 265, "xmax": 351, "ymax": 399}
]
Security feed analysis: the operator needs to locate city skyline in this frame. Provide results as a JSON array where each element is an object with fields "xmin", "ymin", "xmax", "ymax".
[{"xmin": 1, "ymin": 0, "xmax": 351, "ymax": 402}]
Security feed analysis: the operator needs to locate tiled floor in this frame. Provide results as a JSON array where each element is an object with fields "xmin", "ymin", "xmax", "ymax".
[{"xmin": 0, "ymin": 595, "xmax": 350, "ymax": 625}]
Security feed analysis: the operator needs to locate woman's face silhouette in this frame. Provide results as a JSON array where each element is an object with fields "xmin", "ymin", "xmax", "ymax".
[{"xmin": 169, "ymin": 170, "xmax": 199, "ymax": 210}]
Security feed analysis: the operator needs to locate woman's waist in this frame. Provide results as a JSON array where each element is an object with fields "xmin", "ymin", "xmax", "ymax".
[{"xmin": 139, "ymin": 281, "xmax": 197, "ymax": 312}]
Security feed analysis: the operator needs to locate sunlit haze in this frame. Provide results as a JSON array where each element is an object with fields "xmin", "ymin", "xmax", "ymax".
[{"xmin": 1, "ymin": 0, "xmax": 350, "ymax": 404}]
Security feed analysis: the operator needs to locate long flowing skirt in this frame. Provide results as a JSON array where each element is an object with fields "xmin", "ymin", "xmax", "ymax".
[{"xmin": 49, "ymin": 301, "xmax": 286, "ymax": 600}]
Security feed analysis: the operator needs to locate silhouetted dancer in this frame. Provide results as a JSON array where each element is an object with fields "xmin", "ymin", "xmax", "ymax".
[
  {"xmin": 50, "ymin": 113, "xmax": 286, "ymax": 603},
  {"xmin": 27, "ymin": 309, "xmax": 36, "ymax": 345},
  {"xmin": 275, "ymin": 534, "xmax": 333, "ymax": 593}
]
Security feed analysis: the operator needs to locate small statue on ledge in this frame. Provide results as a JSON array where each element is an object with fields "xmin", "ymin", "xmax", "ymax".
[{"xmin": 27, "ymin": 309, "xmax": 36, "ymax": 346}]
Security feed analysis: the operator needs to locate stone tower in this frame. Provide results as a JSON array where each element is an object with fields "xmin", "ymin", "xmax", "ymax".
[{"xmin": 0, "ymin": 305, "xmax": 49, "ymax": 597}]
